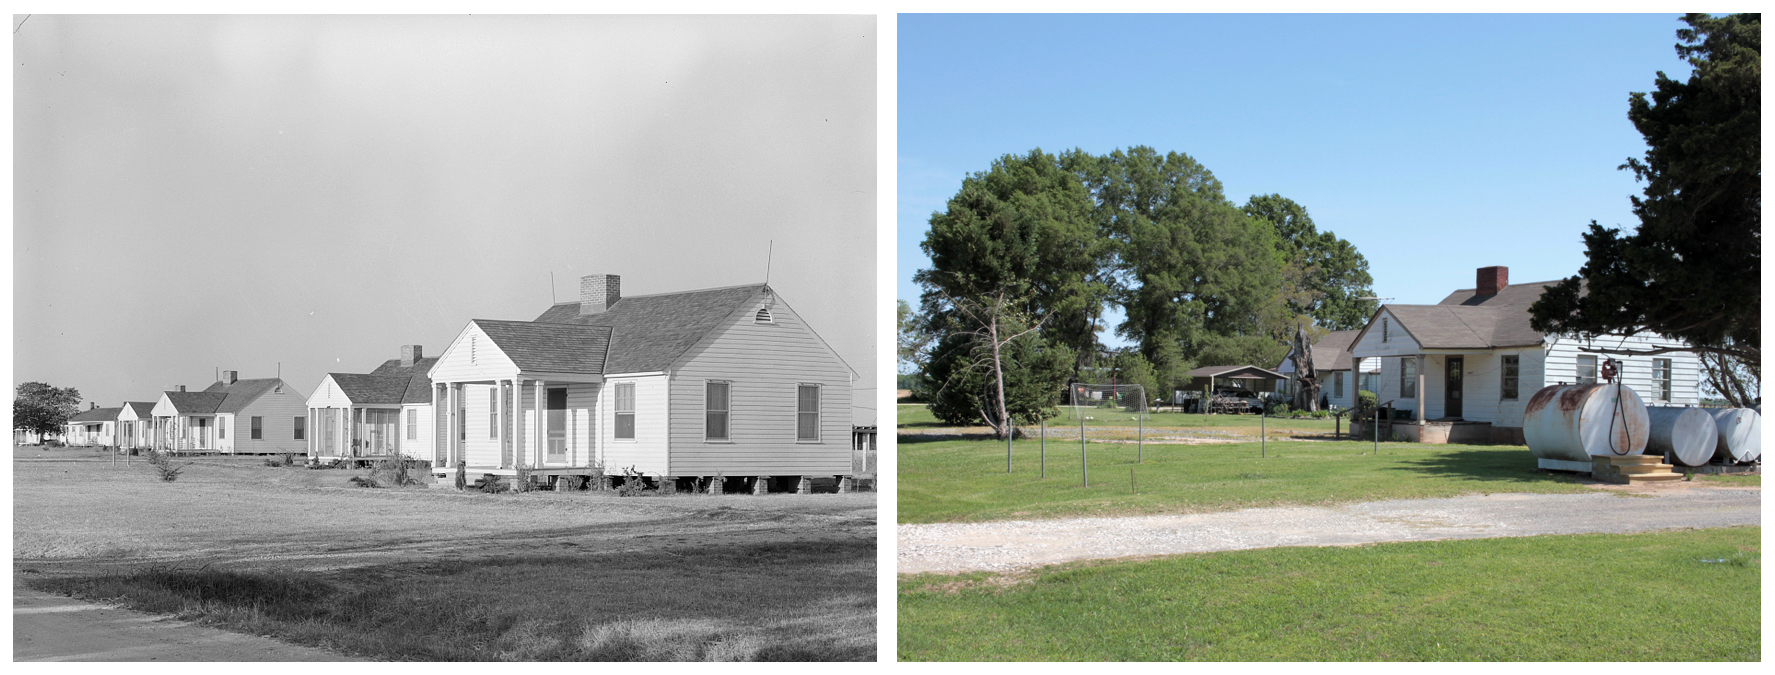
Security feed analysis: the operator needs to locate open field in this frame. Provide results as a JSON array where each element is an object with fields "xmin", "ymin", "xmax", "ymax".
[
  {"xmin": 897, "ymin": 402, "xmax": 1347, "ymax": 436},
  {"xmin": 897, "ymin": 436, "xmax": 1617, "ymax": 524},
  {"xmin": 14, "ymin": 444, "xmax": 875, "ymax": 661},
  {"xmin": 899, "ymin": 526, "xmax": 1760, "ymax": 661}
]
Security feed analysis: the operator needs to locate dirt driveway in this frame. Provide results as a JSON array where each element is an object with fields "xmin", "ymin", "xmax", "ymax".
[{"xmin": 898, "ymin": 483, "xmax": 1760, "ymax": 575}]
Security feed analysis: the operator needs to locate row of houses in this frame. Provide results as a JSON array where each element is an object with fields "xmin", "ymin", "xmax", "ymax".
[{"xmin": 61, "ymin": 275, "xmax": 870, "ymax": 487}]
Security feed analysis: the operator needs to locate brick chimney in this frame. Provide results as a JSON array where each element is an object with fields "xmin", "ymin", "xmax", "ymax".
[
  {"xmin": 221, "ymin": 370, "xmax": 238, "ymax": 384},
  {"xmin": 1476, "ymin": 266, "xmax": 1509, "ymax": 296},
  {"xmin": 579, "ymin": 274, "xmax": 622, "ymax": 315},
  {"xmin": 401, "ymin": 345, "xmax": 423, "ymax": 367},
  {"xmin": 176, "ymin": 385, "xmax": 186, "ymax": 393}
]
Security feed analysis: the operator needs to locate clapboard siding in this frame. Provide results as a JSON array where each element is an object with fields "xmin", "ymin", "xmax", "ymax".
[
  {"xmin": 229, "ymin": 387, "xmax": 311, "ymax": 454},
  {"xmin": 429, "ymin": 323, "xmax": 519, "ymax": 383},
  {"xmin": 462, "ymin": 384, "xmax": 502, "ymax": 467},
  {"xmin": 1545, "ymin": 334, "xmax": 1700, "ymax": 404},
  {"xmin": 667, "ymin": 298, "xmax": 852, "ymax": 476},
  {"xmin": 399, "ymin": 403, "xmax": 434, "ymax": 461},
  {"xmin": 600, "ymin": 375, "xmax": 669, "ymax": 475},
  {"xmin": 1349, "ymin": 309, "xmax": 1422, "ymax": 358}
]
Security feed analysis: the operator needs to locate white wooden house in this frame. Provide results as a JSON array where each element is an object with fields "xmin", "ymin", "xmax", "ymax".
[
  {"xmin": 1348, "ymin": 266, "xmax": 1701, "ymax": 444},
  {"xmin": 116, "ymin": 401, "xmax": 156, "ymax": 449},
  {"xmin": 426, "ymin": 274, "xmax": 856, "ymax": 490},
  {"xmin": 1275, "ymin": 330, "xmax": 1381, "ymax": 410},
  {"xmin": 307, "ymin": 345, "xmax": 438, "ymax": 465},
  {"xmin": 63, "ymin": 405, "xmax": 121, "ymax": 446},
  {"xmin": 151, "ymin": 372, "xmax": 309, "ymax": 454}
]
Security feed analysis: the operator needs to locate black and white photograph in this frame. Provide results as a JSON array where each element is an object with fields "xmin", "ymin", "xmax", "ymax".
[{"xmin": 13, "ymin": 14, "xmax": 877, "ymax": 661}]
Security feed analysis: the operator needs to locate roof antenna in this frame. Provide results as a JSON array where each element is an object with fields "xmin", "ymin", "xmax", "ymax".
[
  {"xmin": 765, "ymin": 240, "xmax": 773, "ymax": 285},
  {"xmin": 550, "ymin": 271, "xmax": 556, "ymax": 304}
]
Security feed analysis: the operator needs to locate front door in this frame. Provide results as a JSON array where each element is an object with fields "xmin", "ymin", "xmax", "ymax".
[
  {"xmin": 1444, "ymin": 356, "xmax": 1464, "ymax": 419},
  {"xmin": 546, "ymin": 388, "xmax": 567, "ymax": 463}
]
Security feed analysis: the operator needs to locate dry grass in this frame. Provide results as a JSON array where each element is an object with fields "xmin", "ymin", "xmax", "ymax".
[{"xmin": 15, "ymin": 444, "xmax": 876, "ymax": 661}]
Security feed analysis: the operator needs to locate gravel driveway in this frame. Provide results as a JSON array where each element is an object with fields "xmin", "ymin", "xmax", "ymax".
[{"xmin": 898, "ymin": 484, "xmax": 1760, "ymax": 575}]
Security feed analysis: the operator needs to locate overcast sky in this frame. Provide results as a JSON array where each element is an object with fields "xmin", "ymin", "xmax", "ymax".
[
  {"xmin": 14, "ymin": 14, "xmax": 877, "ymax": 418},
  {"xmin": 898, "ymin": 13, "xmax": 1696, "ymax": 350}
]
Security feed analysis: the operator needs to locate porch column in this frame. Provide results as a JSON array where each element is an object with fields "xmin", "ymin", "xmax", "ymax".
[
  {"xmin": 448, "ymin": 383, "xmax": 462, "ymax": 466},
  {"xmin": 1416, "ymin": 355, "xmax": 1427, "ymax": 423},
  {"xmin": 433, "ymin": 384, "xmax": 445, "ymax": 465},
  {"xmin": 534, "ymin": 379, "xmax": 546, "ymax": 467},
  {"xmin": 510, "ymin": 379, "xmax": 523, "ymax": 471}
]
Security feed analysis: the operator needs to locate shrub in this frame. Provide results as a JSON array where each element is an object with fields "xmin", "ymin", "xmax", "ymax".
[
  {"xmin": 1270, "ymin": 403, "xmax": 1290, "ymax": 417},
  {"xmin": 618, "ymin": 465, "xmax": 648, "ymax": 497},
  {"xmin": 513, "ymin": 462, "xmax": 532, "ymax": 493},
  {"xmin": 1356, "ymin": 390, "xmax": 1378, "ymax": 412},
  {"xmin": 370, "ymin": 457, "xmax": 424, "ymax": 488},
  {"xmin": 454, "ymin": 460, "xmax": 467, "ymax": 491},
  {"xmin": 144, "ymin": 449, "xmax": 189, "ymax": 482}
]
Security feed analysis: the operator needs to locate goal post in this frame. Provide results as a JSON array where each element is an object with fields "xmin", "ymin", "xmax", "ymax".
[{"xmin": 1059, "ymin": 383, "xmax": 1149, "ymax": 487}]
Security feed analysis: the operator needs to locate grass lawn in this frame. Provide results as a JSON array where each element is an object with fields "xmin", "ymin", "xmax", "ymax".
[
  {"xmin": 899, "ymin": 526, "xmax": 1761, "ymax": 661},
  {"xmin": 898, "ymin": 403, "xmax": 1346, "ymax": 435},
  {"xmin": 1697, "ymin": 472, "xmax": 1761, "ymax": 487},
  {"xmin": 898, "ymin": 437, "xmax": 1597, "ymax": 524},
  {"xmin": 15, "ymin": 444, "xmax": 875, "ymax": 661}
]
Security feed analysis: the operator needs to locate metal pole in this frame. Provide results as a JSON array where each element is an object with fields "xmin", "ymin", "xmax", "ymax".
[
  {"xmin": 1081, "ymin": 404, "xmax": 1089, "ymax": 488},
  {"xmin": 1374, "ymin": 408, "xmax": 1380, "ymax": 454},
  {"xmin": 1006, "ymin": 422, "xmax": 1013, "ymax": 473},
  {"xmin": 1262, "ymin": 409, "xmax": 1266, "ymax": 458},
  {"xmin": 1040, "ymin": 417, "xmax": 1046, "ymax": 478},
  {"xmin": 1137, "ymin": 412, "xmax": 1144, "ymax": 464}
]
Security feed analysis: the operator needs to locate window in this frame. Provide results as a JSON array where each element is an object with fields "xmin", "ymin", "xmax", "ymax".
[
  {"xmin": 797, "ymin": 384, "xmax": 820, "ymax": 442},
  {"xmin": 490, "ymin": 387, "xmax": 500, "ymax": 439},
  {"xmin": 219, "ymin": 416, "xmax": 227, "ymax": 439},
  {"xmin": 1381, "ymin": 318, "xmax": 1389, "ymax": 343},
  {"xmin": 251, "ymin": 416, "xmax": 263, "ymax": 440},
  {"xmin": 1501, "ymin": 355, "xmax": 1520, "ymax": 400},
  {"xmin": 407, "ymin": 409, "xmax": 417, "ymax": 440},
  {"xmin": 547, "ymin": 388, "xmax": 567, "ymax": 461},
  {"xmin": 1334, "ymin": 372, "xmax": 1345, "ymax": 399},
  {"xmin": 614, "ymin": 382, "xmax": 635, "ymax": 439},
  {"xmin": 1576, "ymin": 355, "xmax": 1597, "ymax": 385},
  {"xmin": 705, "ymin": 381, "xmax": 730, "ymax": 441},
  {"xmin": 1400, "ymin": 358, "xmax": 1417, "ymax": 398},
  {"xmin": 294, "ymin": 416, "xmax": 305, "ymax": 440},
  {"xmin": 1654, "ymin": 358, "xmax": 1673, "ymax": 402}
]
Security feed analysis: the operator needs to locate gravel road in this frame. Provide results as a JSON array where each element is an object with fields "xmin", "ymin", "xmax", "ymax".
[{"xmin": 898, "ymin": 484, "xmax": 1760, "ymax": 575}]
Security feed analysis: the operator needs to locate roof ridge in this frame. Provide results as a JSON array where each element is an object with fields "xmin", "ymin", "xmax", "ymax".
[{"xmin": 543, "ymin": 282, "xmax": 767, "ymax": 307}]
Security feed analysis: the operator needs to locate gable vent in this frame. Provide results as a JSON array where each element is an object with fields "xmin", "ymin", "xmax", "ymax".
[
  {"xmin": 755, "ymin": 307, "xmax": 774, "ymax": 324},
  {"xmin": 471, "ymin": 335, "xmax": 478, "ymax": 365},
  {"xmin": 1382, "ymin": 318, "xmax": 1390, "ymax": 343}
]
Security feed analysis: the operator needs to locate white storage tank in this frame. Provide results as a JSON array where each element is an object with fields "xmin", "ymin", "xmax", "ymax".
[
  {"xmin": 1705, "ymin": 408, "xmax": 1761, "ymax": 463},
  {"xmin": 1644, "ymin": 407, "xmax": 1719, "ymax": 467},
  {"xmin": 1523, "ymin": 383, "xmax": 1650, "ymax": 471}
]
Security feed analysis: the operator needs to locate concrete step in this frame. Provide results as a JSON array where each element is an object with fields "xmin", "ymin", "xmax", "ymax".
[
  {"xmin": 1617, "ymin": 463, "xmax": 1677, "ymax": 474},
  {"xmin": 1605, "ymin": 454, "xmax": 1667, "ymax": 464}
]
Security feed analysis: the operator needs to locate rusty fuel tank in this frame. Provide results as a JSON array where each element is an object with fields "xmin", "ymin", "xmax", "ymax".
[{"xmin": 1523, "ymin": 383, "xmax": 1649, "ymax": 469}]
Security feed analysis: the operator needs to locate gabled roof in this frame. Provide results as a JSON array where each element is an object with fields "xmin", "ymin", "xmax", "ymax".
[
  {"xmin": 530, "ymin": 284, "xmax": 767, "ymax": 374},
  {"xmin": 120, "ymin": 401, "xmax": 156, "ymax": 417},
  {"xmin": 1278, "ymin": 330, "xmax": 1359, "ymax": 372},
  {"xmin": 369, "ymin": 356, "xmax": 440, "ymax": 377},
  {"xmin": 474, "ymin": 320, "xmax": 615, "ymax": 375},
  {"xmin": 326, "ymin": 373, "xmax": 415, "ymax": 405},
  {"xmin": 164, "ymin": 391, "xmax": 228, "ymax": 414},
  {"xmin": 68, "ymin": 407, "xmax": 121, "ymax": 422},
  {"xmin": 1347, "ymin": 279, "xmax": 1561, "ymax": 352},
  {"xmin": 201, "ymin": 378, "xmax": 293, "ymax": 414}
]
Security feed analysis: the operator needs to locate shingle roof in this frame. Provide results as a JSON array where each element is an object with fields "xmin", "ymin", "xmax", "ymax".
[
  {"xmin": 529, "ymin": 284, "xmax": 765, "ymax": 374},
  {"xmin": 68, "ymin": 407, "xmax": 121, "ymax": 422},
  {"xmin": 201, "ymin": 378, "xmax": 291, "ymax": 414},
  {"xmin": 326, "ymin": 373, "xmax": 415, "ymax": 405},
  {"xmin": 1349, "ymin": 279, "xmax": 1562, "ymax": 352},
  {"xmin": 164, "ymin": 391, "xmax": 228, "ymax": 414},
  {"xmin": 121, "ymin": 401, "xmax": 156, "ymax": 417},
  {"xmin": 1278, "ymin": 330, "xmax": 1359, "ymax": 372},
  {"xmin": 1434, "ymin": 279, "xmax": 1561, "ymax": 347},
  {"xmin": 367, "ymin": 356, "xmax": 439, "ymax": 404},
  {"xmin": 401, "ymin": 374, "xmax": 434, "ymax": 405},
  {"xmin": 474, "ymin": 320, "xmax": 615, "ymax": 375}
]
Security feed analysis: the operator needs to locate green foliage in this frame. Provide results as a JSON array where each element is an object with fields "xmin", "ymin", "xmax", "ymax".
[
  {"xmin": 1243, "ymin": 194, "xmax": 1377, "ymax": 331},
  {"xmin": 13, "ymin": 381, "xmax": 81, "ymax": 437},
  {"xmin": 143, "ymin": 449, "xmax": 187, "ymax": 482},
  {"xmin": 1193, "ymin": 333, "xmax": 1289, "ymax": 370},
  {"xmin": 923, "ymin": 328, "xmax": 1073, "ymax": 428},
  {"xmin": 1109, "ymin": 351, "xmax": 1161, "ymax": 409},
  {"xmin": 1530, "ymin": 14, "xmax": 1760, "ymax": 370},
  {"xmin": 897, "ymin": 299, "xmax": 932, "ymax": 375},
  {"xmin": 1356, "ymin": 390, "xmax": 1378, "ymax": 412}
]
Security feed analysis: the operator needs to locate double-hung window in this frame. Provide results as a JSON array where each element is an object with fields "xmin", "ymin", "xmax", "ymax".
[
  {"xmin": 1653, "ymin": 358, "xmax": 1673, "ymax": 402},
  {"xmin": 489, "ymin": 387, "xmax": 500, "ymax": 439},
  {"xmin": 614, "ymin": 382, "xmax": 636, "ymax": 440},
  {"xmin": 407, "ymin": 409, "xmax": 417, "ymax": 440},
  {"xmin": 1501, "ymin": 355, "xmax": 1520, "ymax": 400},
  {"xmin": 294, "ymin": 416, "xmax": 305, "ymax": 440},
  {"xmin": 1400, "ymin": 358, "xmax": 1417, "ymax": 398},
  {"xmin": 250, "ymin": 416, "xmax": 262, "ymax": 440},
  {"xmin": 219, "ymin": 416, "xmax": 227, "ymax": 439},
  {"xmin": 1576, "ymin": 355, "xmax": 1597, "ymax": 385},
  {"xmin": 796, "ymin": 384, "xmax": 820, "ymax": 442},
  {"xmin": 705, "ymin": 382, "xmax": 730, "ymax": 441},
  {"xmin": 1333, "ymin": 372, "xmax": 1345, "ymax": 399}
]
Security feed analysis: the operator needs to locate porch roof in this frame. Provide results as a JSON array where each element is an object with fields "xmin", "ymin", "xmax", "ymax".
[
  {"xmin": 1185, "ymin": 365, "xmax": 1286, "ymax": 380},
  {"xmin": 473, "ymin": 320, "xmax": 615, "ymax": 375}
]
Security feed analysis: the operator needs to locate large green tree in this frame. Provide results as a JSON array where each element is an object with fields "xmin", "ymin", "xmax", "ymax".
[
  {"xmin": 1242, "ymin": 194, "xmax": 1377, "ymax": 331},
  {"xmin": 1529, "ymin": 14, "xmax": 1760, "ymax": 375},
  {"xmin": 13, "ymin": 382, "xmax": 81, "ymax": 438}
]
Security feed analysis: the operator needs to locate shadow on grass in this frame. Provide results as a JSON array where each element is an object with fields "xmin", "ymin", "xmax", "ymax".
[
  {"xmin": 29, "ymin": 539, "xmax": 876, "ymax": 662},
  {"xmin": 1384, "ymin": 447, "xmax": 1582, "ymax": 485}
]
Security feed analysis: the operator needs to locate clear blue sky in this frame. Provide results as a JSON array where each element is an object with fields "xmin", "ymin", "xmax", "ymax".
[{"xmin": 898, "ymin": 13, "xmax": 1694, "ymax": 349}]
